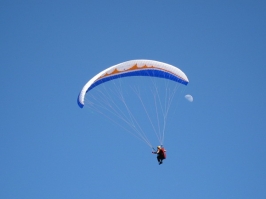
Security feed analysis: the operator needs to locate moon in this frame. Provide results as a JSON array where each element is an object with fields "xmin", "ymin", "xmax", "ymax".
[{"xmin": 185, "ymin": 94, "xmax": 193, "ymax": 102}]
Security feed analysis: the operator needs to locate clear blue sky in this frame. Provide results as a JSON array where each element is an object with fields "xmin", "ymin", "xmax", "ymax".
[{"xmin": 1, "ymin": 1, "xmax": 266, "ymax": 198}]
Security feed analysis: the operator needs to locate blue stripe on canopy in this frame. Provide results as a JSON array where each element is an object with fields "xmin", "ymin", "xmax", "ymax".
[
  {"xmin": 87, "ymin": 69, "xmax": 188, "ymax": 92},
  {"xmin": 77, "ymin": 96, "xmax": 84, "ymax": 108}
]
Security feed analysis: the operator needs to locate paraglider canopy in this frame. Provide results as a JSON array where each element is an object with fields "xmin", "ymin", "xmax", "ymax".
[{"xmin": 78, "ymin": 60, "xmax": 189, "ymax": 108}]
